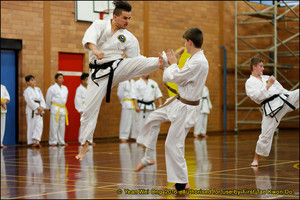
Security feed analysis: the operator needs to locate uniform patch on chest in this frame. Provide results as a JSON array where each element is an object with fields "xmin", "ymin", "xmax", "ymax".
[{"xmin": 118, "ymin": 35, "xmax": 126, "ymax": 43}]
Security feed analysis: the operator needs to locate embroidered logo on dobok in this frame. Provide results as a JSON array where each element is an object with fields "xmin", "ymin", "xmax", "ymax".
[{"xmin": 118, "ymin": 35, "xmax": 126, "ymax": 43}]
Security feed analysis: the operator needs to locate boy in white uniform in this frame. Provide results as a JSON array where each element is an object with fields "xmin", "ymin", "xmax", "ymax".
[
  {"xmin": 135, "ymin": 28, "xmax": 209, "ymax": 191},
  {"xmin": 135, "ymin": 74, "xmax": 163, "ymax": 143},
  {"xmin": 1, "ymin": 84, "xmax": 10, "ymax": 149},
  {"xmin": 245, "ymin": 57, "xmax": 299, "ymax": 166},
  {"xmin": 23, "ymin": 75, "xmax": 46, "ymax": 148},
  {"xmin": 75, "ymin": 73, "xmax": 95, "ymax": 145},
  {"xmin": 46, "ymin": 73, "xmax": 69, "ymax": 147},
  {"xmin": 193, "ymin": 85, "xmax": 212, "ymax": 139},
  {"xmin": 76, "ymin": 1, "xmax": 182, "ymax": 160},
  {"xmin": 117, "ymin": 79, "xmax": 138, "ymax": 142}
]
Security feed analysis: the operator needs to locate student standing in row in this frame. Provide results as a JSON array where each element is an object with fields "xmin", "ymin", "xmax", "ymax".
[
  {"xmin": 1, "ymin": 84, "xmax": 10, "ymax": 149},
  {"xmin": 23, "ymin": 75, "xmax": 46, "ymax": 148},
  {"xmin": 46, "ymin": 73, "xmax": 69, "ymax": 147}
]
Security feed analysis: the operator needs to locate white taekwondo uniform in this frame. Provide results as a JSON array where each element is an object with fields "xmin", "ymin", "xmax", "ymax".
[
  {"xmin": 138, "ymin": 50, "xmax": 209, "ymax": 184},
  {"xmin": 117, "ymin": 80, "xmax": 137, "ymax": 140},
  {"xmin": 23, "ymin": 86, "xmax": 46, "ymax": 145},
  {"xmin": 79, "ymin": 19, "xmax": 159, "ymax": 145},
  {"xmin": 74, "ymin": 84, "xmax": 93, "ymax": 143},
  {"xmin": 135, "ymin": 78, "xmax": 162, "ymax": 142},
  {"xmin": 245, "ymin": 75, "xmax": 299, "ymax": 157},
  {"xmin": 1, "ymin": 84, "xmax": 10, "ymax": 147},
  {"xmin": 46, "ymin": 83, "xmax": 69, "ymax": 145},
  {"xmin": 194, "ymin": 85, "xmax": 212, "ymax": 135}
]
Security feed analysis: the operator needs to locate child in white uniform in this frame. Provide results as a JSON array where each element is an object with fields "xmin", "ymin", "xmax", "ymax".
[
  {"xmin": 46, "ymin": 73, "xmax": 69, "ymax": 147},
  {"xmin": 23, "ymin": 75, "xmax": 46, "ymax": 147},
  {"xmin": 117, "ymin": 79, "xmax": 138, "ymax": 142},
  {"xmin": 193, "ymin": 85, "xmax": 212, "ymax": 139},
  {"xmin": 1, "ymin": 84, "xmax": 10, "ymax": 149},
  {"xmin": 135, "ymin": 28, "xmax": 209, "ymax": 191},
  {"xmin": 245, "ymin": 57, "xmax": 299, "ymax": 166}
]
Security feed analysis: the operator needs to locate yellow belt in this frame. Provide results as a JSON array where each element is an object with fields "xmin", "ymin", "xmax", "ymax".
[
  {"xmin": 51, "ymin": 102, "xmax": 69, "ymax": 126},
  {"xmin": 123, "ymin": 99, "xmax": 135, "ymax": 108},
  {"xmin": 1, "ymin": 98, "xmax": 4, "ymax": 117}
]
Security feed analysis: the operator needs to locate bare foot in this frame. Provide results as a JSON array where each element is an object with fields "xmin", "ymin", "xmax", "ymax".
[
  {"xmin": 120, "ymin": 139, "xmax": 127, "ymax": 143},
  {"xmin": 62, "ymin": 143, "xmax": 68, "ymax": 147},
  {"xmin": 50, "ymin": 144, "xmax": 57, "ymax": 147},
  {"xmin": 251, "ymin": 160, "xmax": 258, "ymax": 166},
  {"xmin": 193, "ymin": 134, "xmax": 199, "ymax": 138},
  {"xmin": 1, "ymin": 145, "xmax": 7, "ymax": 149},
  {"xmin": 75, "ymin": 142, "xmax": 90, "ymax": 161},
  {"xmin": 89, "ymin": 142, "xmax": 96, "ymax": 146},
  {"xmin": 134, "ymin": 159, "xmax": 155, "ymax": 172},
  {"xmin": 200, "ymin": 134, "xmax": 208, "ymax": 139}
]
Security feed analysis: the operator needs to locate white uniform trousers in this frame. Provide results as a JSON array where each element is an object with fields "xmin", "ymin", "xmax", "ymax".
[
  {"xmin": 79, "ymin": 57, "xmax": 158, "ymax": 145},
  {"xmin": 26, "ymin": 113, "xmax": 43, "ymax": 145},
  {"xmin": 49, "ymin": 113, "xmax": 66, "ymax": 145},
  {"xmin": 78, "ymin": 114, "xmax": 93, "ymax": 143},
  {"xmin": 135, "ymin": 111, "xmax": 152, "ymax": 142},
  {"xmin": 119, "ymin": 108, "xmax": 136, "ymax": 140},
  {"xmin": 140, "ymin": 106, "xmax": 190, "ymax": 183},
  {"xmin": 194, "ymin": 113, "xmax": 208, "ymax": 135},
  {"xmin": 256, "ymin": 89, "xmax": 299, "ymax": 157},
  {"xmin": 1, "ymin": 114, "xmax": 6, "ymax": 146}
]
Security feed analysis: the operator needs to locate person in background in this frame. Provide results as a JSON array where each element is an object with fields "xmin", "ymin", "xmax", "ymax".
[
  {"xmin": 193, "ymin": 85, "xmax": 212, "ymax": 139},
  {"xmin": 1, "ymin": 84, "xmax": 10, "ymax": 149},
  {"xmin": 46, "ymin": 73, "xmax": 69, "ymax": 147},
  {"xmin": 23, "ymin": 75, "xmax": 46, "ymax": 148},
  {"xmin": 117, "ymin": 79, "xmax": 138, "ymax": 143},
  {"xmin": 75, "ymin": 73, "xmax": 96, "ymax": 146}
]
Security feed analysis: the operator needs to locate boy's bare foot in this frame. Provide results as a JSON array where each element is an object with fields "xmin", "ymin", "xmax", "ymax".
[
  {"xmin": 251, "ymin": 160, "xmax": 258, "ymax": 166},
  {"xmin": 1, "ymin": 145, "xmax": 7, "ymax": 149},
  {"xmin": 120, "ymin": 139, "xmax": 127, "ymax": 143},
  {"xmin": 88, "ymin": 142, "xmax": 96, "ymax": 146},
  {"xmin": 134, "ymin": 158, "xmax": 155, "ymax": 172},
  {"xmin": 75, "ymin": 142, "xmax": 90, "ymax": 161}
]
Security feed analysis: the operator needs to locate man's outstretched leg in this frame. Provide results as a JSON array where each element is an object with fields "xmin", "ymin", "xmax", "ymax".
[{"xmin": 75, "ymin": 141, "xmax": 90, "ymax": 161}]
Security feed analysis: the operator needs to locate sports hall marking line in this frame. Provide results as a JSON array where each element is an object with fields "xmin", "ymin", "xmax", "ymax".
[
  {"xmin": 200, "ymin": 176, "xmax": 299, "ymax": 184},
  {"xmin": 5, "ymin": 184, "xmax": 117, "ymax": 199},
  {"xmin": 293, "ymin": 163, "xmax": 299, "ymax": 169},
  {"xmin": 191, "ymin": 160, "xmax": 299, "ymax": 176},
  {"xmin": 210, "ymin": 173, "xmax": 299, "ymax": 180}
]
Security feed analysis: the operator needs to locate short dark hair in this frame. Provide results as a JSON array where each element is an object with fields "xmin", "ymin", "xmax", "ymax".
[
  {"xmin": 250, "ymin": 57, "xmax": 264, "ymax": 71},
  {"xmin": 55, "ymin": 73, "xmax": 64, "ymax": 79},
  {"xmin": 183, "ymin": 28, "xmax": 203, "ymax": 48},
  {"xmin": 25, "ymin": 75, "xmax": 35, "ymax": 82},
  {"xmin": 113, "ymin": 0, "xmax": 132, "ymax": 16},
  {"xmin": 81, "ymin": 73, "xmax": 89, "ymax": 81}
]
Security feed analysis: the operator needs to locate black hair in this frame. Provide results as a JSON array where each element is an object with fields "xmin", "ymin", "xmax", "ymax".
[
  {"xmin": 183, "ymin": 27, "xmax": 203, "ymax": 48},
  {"xmin": 25, "ymin": 75, "xmax": 35, "ymax": 82},
  {"xmin": 81, "ymin": 73, "xmax": 89, "ymax": 81},
  {"xmin": 55, "ymin": 73, "xmax": 64, "ymax": 79},
  {"xmin": 113, "ymin": 0, "xmax": 132, "ymax": 16},
  {"xmin": 250, "ymin": 57, "xmax": 264, "ymax": 71}
]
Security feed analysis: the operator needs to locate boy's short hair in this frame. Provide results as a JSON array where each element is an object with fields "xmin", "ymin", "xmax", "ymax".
[
  {"xmin": 55, "ymin": 73, "xmax": 64, "ymax": 79},
  {"xmin": 183, "ymin": 28, "xmax": 203, "ymax": 48},
  {"xmin": 25, "ymin": 75, "xmax": 35, "ymax": 82},
  {"xmin": 113, "ymin": 0, "xmax": 132, "ymax": 16},
  {"xmin": 250, "ymin": 57, "xmax": 264, "ymax": 71},
  {"xmin": 81, "ymin": 73, "xmax": 89, "ymax": 81}
]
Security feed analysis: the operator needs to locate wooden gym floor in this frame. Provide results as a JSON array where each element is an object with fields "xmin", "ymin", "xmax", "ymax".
[{"xmin": 1, "ymin": 129, "xmax": 299, "ymax": 199}]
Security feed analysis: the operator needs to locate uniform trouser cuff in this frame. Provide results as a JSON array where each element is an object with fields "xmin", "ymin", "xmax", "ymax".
[{"xmin": 141, "ymin": 148, "xmax": 154, "ymax": 165}]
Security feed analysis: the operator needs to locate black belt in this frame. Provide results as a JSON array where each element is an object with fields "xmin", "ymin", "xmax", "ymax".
[
  {"xmin": 261, "ymin": 94, "xmax": 295, "ymax": 122},
  {"xmin": 138, "ymin": 100, "xmax": 155, "ymax": 118},
  {"xmin": 32, "ymin": 100, "xmax": 41, "ymax": 118},
  {"xmin": 89, "ymin": 59, "xmax": 123, "ymax": 103}
]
